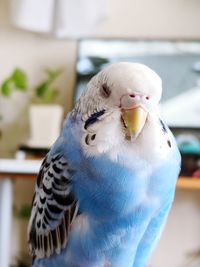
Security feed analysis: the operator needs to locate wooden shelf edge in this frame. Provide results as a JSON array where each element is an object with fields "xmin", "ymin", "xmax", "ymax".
[
  {"xmin": 0, "ymin": 173, "xmax": 200, "ymax": 189},
  {"xmin": 177, "ymin": 177, "xmax": 200, "ymax": 190}
]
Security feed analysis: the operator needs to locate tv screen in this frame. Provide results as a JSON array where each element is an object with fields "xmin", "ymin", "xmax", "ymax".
[{"xmin": 74, "ymin": 39, "xmax": 200, "ymax": 128}]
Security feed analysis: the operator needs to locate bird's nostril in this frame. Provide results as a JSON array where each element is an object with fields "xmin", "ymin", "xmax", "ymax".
[{"xmin": 129, "ymin": 94, "xmax": 136, "ymax": 98}]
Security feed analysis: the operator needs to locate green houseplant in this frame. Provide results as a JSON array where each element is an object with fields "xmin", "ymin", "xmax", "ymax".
[
  {"xmin": 32, "ymin": 68, "xmax": 62, "ymax": 104},
  {"xmin": 1, "ymin": 68, "xmax": 28, "ymax": 97},
  {"xmin": 0, "ymin": 67, "xmax": 64, "ymax": 151},
  {"xmin": 27, "ymin": 68, "xmax": 64, "ymax": 148},
  {"xmin": 0, "ymin": 68, "xmax": 29, "ymax": 156},
  {"xmin": 0, "ymin": 68, "xmax": 28, "ymax": 124}
]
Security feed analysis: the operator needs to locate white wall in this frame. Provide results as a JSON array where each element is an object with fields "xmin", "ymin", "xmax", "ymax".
[
  {"xmin": 1, "ymin": 0, "xmax": 200, "ymax": 110},
  {"xmin": 0, "ymin": 0, "xmax": 77, "ymax": 113},
  {"xmin": 98, "ymin": 0, "xmax": 200, "ymax": 39},
  {"xmin": 0, "ymin": 0, "xmax": 200, "ymax": 266},
  {"xmin": 151, "ymin": 189, "xmax": 200, "ymax": 267}
]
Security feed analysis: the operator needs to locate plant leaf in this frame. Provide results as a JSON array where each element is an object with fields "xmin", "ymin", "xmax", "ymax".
[
  {"xmin": 1, "ymin": 79, "xmax": 13, "ymax": 96},
  {"xmin": 34, "ymin": 68, "xmax": 62, "ymax": 103},
  {"xmin": 35, "ymin": 81, "xmax": 50, "ymax": 98},
  {"xmin": 43, "ymin": 89, "xmax": 59, "ymax": 104},
  {"xmin": 46, "ymin": 68, "xmax": 62, "ymax": 81},
  {"xmin": 12, "ymin": 68, "xmax": 28, "ymax": 90},
  {"xmin": 13, "ymin": 204, "xmax": 31, "ymax": 218}
]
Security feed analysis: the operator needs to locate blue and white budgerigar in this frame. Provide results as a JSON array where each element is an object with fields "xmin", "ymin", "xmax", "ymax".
[{"xmin": 28, "ymin": 62, "xmax": 181, "ymax": 267}]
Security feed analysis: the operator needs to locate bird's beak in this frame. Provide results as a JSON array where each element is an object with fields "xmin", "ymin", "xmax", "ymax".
[{"xmin": 122, "ymin": 106, "xmax": 147, "ymax": 140}]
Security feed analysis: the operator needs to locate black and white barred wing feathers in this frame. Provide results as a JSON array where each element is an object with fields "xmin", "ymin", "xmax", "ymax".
[{"xmin": 28, "ymin": 154, "xmax": 79, "ymax": 259}]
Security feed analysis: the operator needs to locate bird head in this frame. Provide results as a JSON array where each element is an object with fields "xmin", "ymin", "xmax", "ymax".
[{"xmin": 74, "ymin": 62, "xmax": 167, "ymax": 158}]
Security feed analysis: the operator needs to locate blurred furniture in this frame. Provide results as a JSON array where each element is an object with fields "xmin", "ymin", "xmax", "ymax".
[
  {"xmin": 10, "ymin": 0, "xmax": 109, "ymax": 39},
  {"xmin": 177, "ymin": 177, "xmax": 200, "ymax": 190},
  {"xmin": 0, "ymin": 159, "xmax": 41, "ymax": 267}
]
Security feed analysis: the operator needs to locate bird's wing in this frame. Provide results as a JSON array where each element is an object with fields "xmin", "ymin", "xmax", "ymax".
[{"xmin": 28, "ymin": 153, "xmax": 79, "ymax": 259}]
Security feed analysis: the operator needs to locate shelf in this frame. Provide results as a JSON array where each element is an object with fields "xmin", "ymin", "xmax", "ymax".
[{"xmin": 177, "ymin": 177, "xmax": 200, "ymax": 190}]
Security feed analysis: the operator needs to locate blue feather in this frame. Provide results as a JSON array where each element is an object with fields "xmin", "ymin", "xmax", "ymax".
[{"xmin": 32, "ymin": 112, "xmax": 180, "ymax": 267}]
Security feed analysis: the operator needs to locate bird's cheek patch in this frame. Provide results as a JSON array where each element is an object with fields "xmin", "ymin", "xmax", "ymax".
[{"xmin": 85, "ymin": 134, "xmax": 96, "ymax": 145}]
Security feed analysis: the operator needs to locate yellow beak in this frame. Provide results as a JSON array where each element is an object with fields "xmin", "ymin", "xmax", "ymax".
[{"xmin": 122, "ymin": 106, "xmax": 147, "ymax": 140}]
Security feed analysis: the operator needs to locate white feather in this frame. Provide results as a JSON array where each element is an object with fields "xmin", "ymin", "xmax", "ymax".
[{"xmin": 76, "ymin": 62, "xmax": 169, "ymax": 169}]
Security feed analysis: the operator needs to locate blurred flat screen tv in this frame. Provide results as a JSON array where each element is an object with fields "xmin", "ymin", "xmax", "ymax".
[{"xmin": 74, "ymin": 39, "xmax": 200, "ymax": 129}]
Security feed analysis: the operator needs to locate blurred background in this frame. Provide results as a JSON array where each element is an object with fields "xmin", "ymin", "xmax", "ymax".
[{"xmin": 0, "ymin": 0, "xmax": 200, "ymax": 267}]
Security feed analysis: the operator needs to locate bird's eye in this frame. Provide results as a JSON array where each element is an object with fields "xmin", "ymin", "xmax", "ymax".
[
  {"xmin": 146, "ymin": 96, "xmax": 150, "ymax": 100},
  {"xmin": 130, "ymin": 94, "xmax": 136, "ymax": 98},
  {"xmin": 85, "ymin": 134, "xmax": 96, "ymax": 145},
  {"xmin": 91, "ymin": 134, "xmax": 96, "ymax": 140},
  {"xmin": 101, "ymin": 83, "xmax": 111, "ymax": 98}
]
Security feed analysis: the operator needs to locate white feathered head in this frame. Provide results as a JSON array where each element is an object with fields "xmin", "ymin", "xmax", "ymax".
[{"xmin": 74, "ymin": 62, "xmax": 169, "ymax": 159}]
